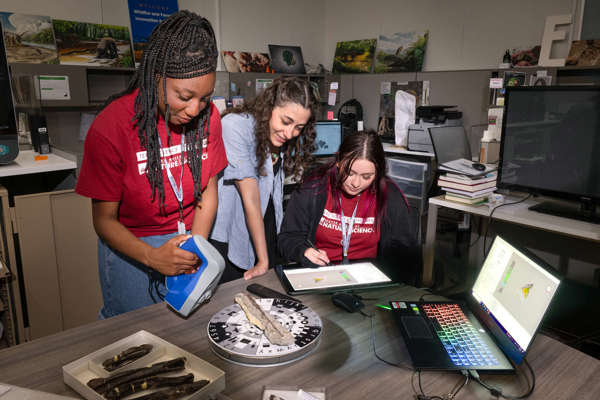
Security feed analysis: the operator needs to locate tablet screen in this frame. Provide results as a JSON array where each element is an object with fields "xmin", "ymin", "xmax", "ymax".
[{"xmin": 282, "ymin": 262, "xmax": 392, "ymax": 291}]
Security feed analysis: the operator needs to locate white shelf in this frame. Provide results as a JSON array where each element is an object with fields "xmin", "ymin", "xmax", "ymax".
[
  {"xmin": 429, "ymin": 195, "xmax": 600, "ymax": 242},
  {"xmin": 0, "ymin": 150, "xmax": 76, "ymax": 178},
  {"xmin": 382, "ymin": 143, "xmax": 435, "ymax": 157}
]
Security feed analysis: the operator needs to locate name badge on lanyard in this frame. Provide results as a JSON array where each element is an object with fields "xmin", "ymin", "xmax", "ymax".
[
  {"xmin": 340, "ymin": 194, "xmax": 360, "ymax": 263},
  {"xmin": 158, "ymin": 133, "xmax": 186, "ymax": 235}
]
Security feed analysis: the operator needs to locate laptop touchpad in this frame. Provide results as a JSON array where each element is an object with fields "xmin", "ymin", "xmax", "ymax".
[{"xmin": 401, "ymin": 316, "xmax": 433, "ymax": 339}]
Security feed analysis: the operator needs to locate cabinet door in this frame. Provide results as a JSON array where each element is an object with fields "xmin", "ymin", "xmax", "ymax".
[
  {"xmin": 14, "ymin": 192, "xmax": 63, "ymax": 339},
  {"xmin": 51, "ymin": 192, "xmax": 101, "ymax": 330},
  {"xmin": 14, "ymin": 190, "xmax": 101, "ymax": 339}
]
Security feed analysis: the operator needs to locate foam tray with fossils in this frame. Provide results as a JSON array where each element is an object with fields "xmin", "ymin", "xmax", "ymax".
[{"xmin": 62, "ymin": 330, "xmax": 225, "ymax": 400}]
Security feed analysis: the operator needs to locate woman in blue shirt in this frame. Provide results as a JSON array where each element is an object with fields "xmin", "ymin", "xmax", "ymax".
[{"xmin": 211, "ymin": 77, "xmax": 320, "ymax": 281}]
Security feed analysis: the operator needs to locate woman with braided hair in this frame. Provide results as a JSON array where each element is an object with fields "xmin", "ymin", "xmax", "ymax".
[
  {"xmin": 211, "ymin": 77, "xmax": 320, "ymax": 282},
  {"xmin": 76, "ymin": 11, "xmax": 227, "ymax": 318}
]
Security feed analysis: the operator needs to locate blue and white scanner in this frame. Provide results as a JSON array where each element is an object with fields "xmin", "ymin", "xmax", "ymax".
[{"xmin": 165, "ymin": 235, "xmax": 225, "ymax": 317}]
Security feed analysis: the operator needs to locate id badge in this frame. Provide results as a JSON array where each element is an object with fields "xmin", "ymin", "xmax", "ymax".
[{"xmin": 177, "ymin": 220, "xmax": 186, "ymax": 235}]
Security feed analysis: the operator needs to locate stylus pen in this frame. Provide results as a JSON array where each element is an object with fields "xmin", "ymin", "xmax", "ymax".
[
  {"xmin": 375, "ymin": 304, "xmax": 391, "ymax": 310},
  {"xmin": 305, "ymin": 239, "xmax": 329, "ymax": 266}
]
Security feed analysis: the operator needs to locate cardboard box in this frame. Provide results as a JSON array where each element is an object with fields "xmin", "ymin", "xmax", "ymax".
[{"xmin": 480, "ymin": 140, "xmax": 500, "ymax": 164}]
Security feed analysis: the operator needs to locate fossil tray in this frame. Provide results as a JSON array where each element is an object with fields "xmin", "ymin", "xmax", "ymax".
[{"xmin": 62, "ymin": 330, "xmax": 225, "ymax": 400}]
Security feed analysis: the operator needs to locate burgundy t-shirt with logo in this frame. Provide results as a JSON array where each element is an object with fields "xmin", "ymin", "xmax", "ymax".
[
  {"xmin": 76, "ymin": 89, "xmax": 227, "ymax": 237},
  {"xmin": 314, "ymin": 189, "xmax": 380, "ymax": 261}
]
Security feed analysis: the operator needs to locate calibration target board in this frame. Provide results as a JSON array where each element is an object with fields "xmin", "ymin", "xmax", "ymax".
[{"xmin": 207, "ymin": 298, "xmax": 322, "ymax": 366}]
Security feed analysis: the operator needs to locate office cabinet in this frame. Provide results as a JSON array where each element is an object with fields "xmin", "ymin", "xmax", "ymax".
[
  {"xmin": 386, "ymin": 157, "xmax": 428, "ymax": 211},
  {"xmin": 13, "ymin": 190, "xmax": 101, "ymax": 340},
  {"xmin": 385, "ymin": 157, "xmax": 429, "ymax": 242}
]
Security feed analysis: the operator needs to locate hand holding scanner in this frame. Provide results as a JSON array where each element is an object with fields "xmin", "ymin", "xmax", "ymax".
[{"xmin": 165, "ymin": 235, "xmax": 225, "ymax": 317}]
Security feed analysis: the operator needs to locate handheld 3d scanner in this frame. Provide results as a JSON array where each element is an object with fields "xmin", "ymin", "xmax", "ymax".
[{"xmin": 165, "ymin": 235, "xmax": 225, "ymax": 317}]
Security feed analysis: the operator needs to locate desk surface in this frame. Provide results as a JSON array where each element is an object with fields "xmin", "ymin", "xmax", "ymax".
[
  {"xmin": 0, "ymin": 271, "xmax": 598, "ymax": 399},
  {"xmin": 0, "ymin": 150, "xmax": 77, "ymax": 177},
  {"xmin": 430, "ymin": 195, "xmax": 600, "ymax": 242}
]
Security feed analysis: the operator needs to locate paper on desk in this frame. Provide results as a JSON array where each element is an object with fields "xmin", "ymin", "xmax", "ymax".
[{"xmin": 439, "ymin": 158, "xmax": 497, "ymax": 176}]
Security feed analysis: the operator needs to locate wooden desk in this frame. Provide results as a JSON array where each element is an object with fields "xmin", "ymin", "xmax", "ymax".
[
  {"xmin": 0, "ymin": 271, "xmax": 598, "ymax": 399},
  {"xmin": 423, "ymin": 195, "xmax": 600, "ymax": 286}
]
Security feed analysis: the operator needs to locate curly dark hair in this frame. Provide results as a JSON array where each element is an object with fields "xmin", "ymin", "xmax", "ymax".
[
  {"xmin": 222, "ymin": 77, "xmax": 320, "ymax": 180},
  {"xmin": 103, "ymin": 10, "xmax": 218, "ymax": 210}
]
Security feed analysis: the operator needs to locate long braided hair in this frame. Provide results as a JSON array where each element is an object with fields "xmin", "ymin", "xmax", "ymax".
[
  {"xmin": 103, "ymin": 10, "xmax": 218, "ymax": 209},
  {"xmin": 222, "ymin": 77, "xmax": 320, "ymax": 180}
]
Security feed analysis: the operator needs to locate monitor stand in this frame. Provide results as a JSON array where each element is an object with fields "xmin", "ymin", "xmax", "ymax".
[{"xmin": 529, "ymin": 199, "xmax": 599, "ymax": 224}]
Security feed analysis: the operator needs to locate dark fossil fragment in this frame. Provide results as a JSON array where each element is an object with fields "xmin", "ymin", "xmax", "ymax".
[
  {"xmin": 104, "ymin": 373, "xmax": 195, "ymax": 399},
  {"xmin": 128, "ymin": 380, "xmax": 210, "ymax": 400},
  {"xmin": 88, "ymin": 357, "xmax": 187, "ymax": 395},
  {"xmin": 102, "ymin": 344, "xmax": 154, "ymax": 371}
]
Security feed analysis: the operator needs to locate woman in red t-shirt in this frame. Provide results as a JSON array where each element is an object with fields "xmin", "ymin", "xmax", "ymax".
[
  {"xmin": 76, "ymin": 11, "xmax": 227, "ymax": 317},
  {"xmin": 279, "ymin": 130, "xmax": 421, "ymax": 284}
]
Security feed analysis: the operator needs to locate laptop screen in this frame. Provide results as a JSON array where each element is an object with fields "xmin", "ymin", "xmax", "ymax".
[
  {"xmin": 428, "ymin": 125, "xmax": 471, "ymax": 164},
  {"xmin": 313, "ymin": 121, "xmax": 342, "ymax": 156},
  {"xmin": 471, "ymin": 236, "xmax": 561, "ymax": 364}
]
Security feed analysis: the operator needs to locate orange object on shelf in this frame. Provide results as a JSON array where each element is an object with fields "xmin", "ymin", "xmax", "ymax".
[{"xmin": 34, "ymin": 155, "xmax": 48, "ymax": 161}]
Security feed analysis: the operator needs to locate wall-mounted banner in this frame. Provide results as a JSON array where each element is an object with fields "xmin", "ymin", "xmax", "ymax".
[{"xmin": 127, "ymin": 0, "xmax": 178, "ymax": 63}]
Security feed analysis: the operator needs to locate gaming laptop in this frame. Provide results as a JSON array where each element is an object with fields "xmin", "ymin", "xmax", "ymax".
[{"xmin": 392, "ymin": 235, "xmax": 561, "ymax": 371}]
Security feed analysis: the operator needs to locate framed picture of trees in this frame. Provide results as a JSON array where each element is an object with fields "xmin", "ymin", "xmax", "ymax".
[
  {"xmin": 52, "ymin": 19, "xmax": 133, "ymax": 68},
  {"xmin": 332, "ymin": 39, "xmax": 377, "ymax": 74}
]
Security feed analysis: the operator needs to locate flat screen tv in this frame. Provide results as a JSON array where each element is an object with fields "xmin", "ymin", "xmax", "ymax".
[{"xmin": 498, "ymin": 86, "xmax": 600, "ymax": 223}]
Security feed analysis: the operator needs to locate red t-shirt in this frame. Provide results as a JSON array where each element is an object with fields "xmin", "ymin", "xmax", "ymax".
[
  {"xmin": 315, "ymin": 189, "xmax": 380, "ymax": 261},
  {"xmin": 76, "ymin": 89, "xmax": 227, "ymax": 237}
]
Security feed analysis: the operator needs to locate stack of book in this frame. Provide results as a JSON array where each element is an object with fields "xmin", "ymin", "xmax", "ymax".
[{"xmin": 438, "ymin": 172, "xmax": 497, "ymax": 205}]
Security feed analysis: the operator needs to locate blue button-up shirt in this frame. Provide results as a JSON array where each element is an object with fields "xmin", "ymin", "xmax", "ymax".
[{"xmin": 211, "ymin": 113, "xmax": 284, "ymax": 269}]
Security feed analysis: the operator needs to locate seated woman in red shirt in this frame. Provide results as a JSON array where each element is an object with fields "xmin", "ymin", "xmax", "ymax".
[{"xmin": 278, "ymin": 130, "xmax": 421, "ymax": 285}]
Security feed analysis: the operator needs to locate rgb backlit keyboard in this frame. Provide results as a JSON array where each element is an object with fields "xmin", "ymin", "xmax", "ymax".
[{"xmin": 422, "ymin": 303, "xmax": 499, "ymax": 367}]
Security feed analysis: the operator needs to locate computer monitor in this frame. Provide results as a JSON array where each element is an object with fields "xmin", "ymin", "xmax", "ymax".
[
  {"xmin": 498, "ymin": 86, "xmax": 600, "ymax": 223},
  {"xmin": 312, "ymin": 121, "xmax": 342, "ymax": 157},
  {"xmin": 428, "ymin": 125, "xmax": 471, "ymax": 165}
]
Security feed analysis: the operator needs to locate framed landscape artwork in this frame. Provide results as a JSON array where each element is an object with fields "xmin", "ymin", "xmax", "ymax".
[
  {"xmin": 374, "ymin": 31, "xmax": 428, "ymax": 73},
  {"xmin": 0, "ymin": 12, "xmax": 58, "ymax": 63},
  {"xmin": 52, "ymin": 19, "xmax": 134, "ymax": 68},
  {"xmin": 332, "ymin": 39, "xmax": 377, "ymax": 74}
]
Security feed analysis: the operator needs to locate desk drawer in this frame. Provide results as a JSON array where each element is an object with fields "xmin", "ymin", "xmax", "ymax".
[
  {"xmin": 386, "ymin": 158, "xmax": 427, "ymax": 181},
  {"xmin": 390, "ymin": 176, "xmax": 424, "ymax": 198}
]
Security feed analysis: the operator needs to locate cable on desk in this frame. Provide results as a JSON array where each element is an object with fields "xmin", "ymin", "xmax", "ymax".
[
  {"xmin": 419, "ymin": 292, "xmax": 443, "ymax": 302},
  {"xmin": 482, "ymin": 194, "xmax": 532, "ymax": 258},
  {"xmin": 414, "ymin": 369, "xmax": 469, "ymax": 400},
  {"xmin": 366, "ymin": 310, "xmax": 412, "ymax": 370},
  {"xmin": 470, "ymin": 358, "xmax": 536, "ymax": 399}
]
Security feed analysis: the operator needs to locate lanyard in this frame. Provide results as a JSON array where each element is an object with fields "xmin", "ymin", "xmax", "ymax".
[
  {"xmin": 340, "ymin": 194, "xmax": 360, "ymax": 262},
  {"xmin": 157, "ymin": 132, "xmax": 186, "ymax": 233}
]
